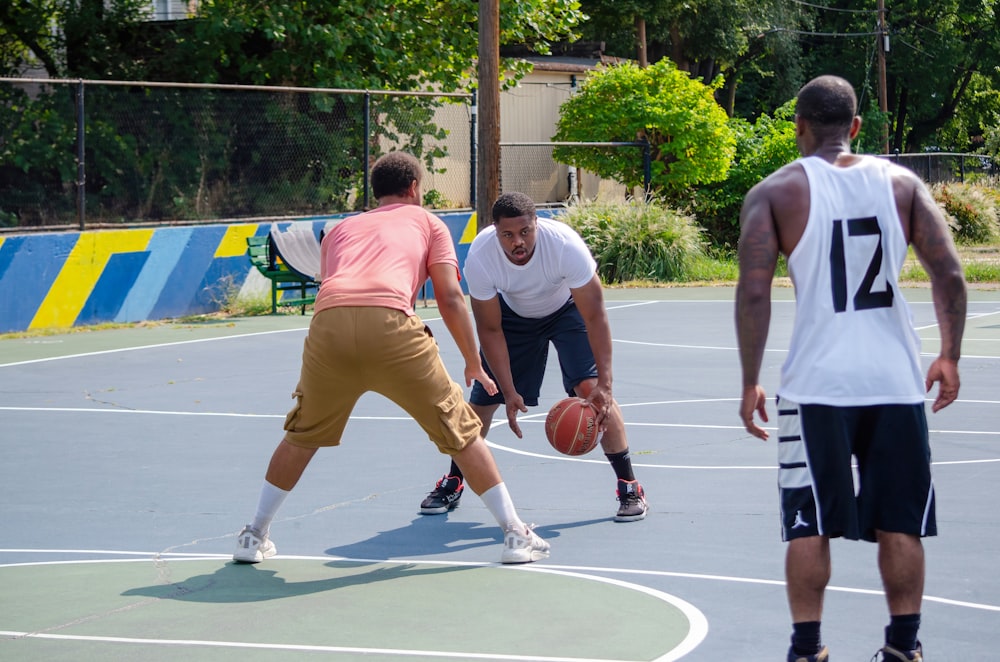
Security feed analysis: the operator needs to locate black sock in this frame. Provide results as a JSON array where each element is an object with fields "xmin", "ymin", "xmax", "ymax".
[
  {"xmin": 790, "ymin": 621, "xmax": 822, "ymax": 655},
  {"xmin": 605, "ymin": 449, "xmax": 635, "ymax": 482},
  {"xmin": 886, "ymin": 613, "xmax": 920, "ymax": 651},
  {"xmin": 448, "ymin": 460, "xmax": 463, "ymax": 482}
]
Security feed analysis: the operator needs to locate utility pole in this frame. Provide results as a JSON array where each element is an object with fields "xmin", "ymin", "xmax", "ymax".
[
  {"xmin": 877, "ymin": 0, "xmax": 889, "ymax": 153},
  {"xmin": 635, "ymin": 16, "xmax": 648, "ymax": 67},
  {"xmin": 477, "ymin": 0, "xmax": 500, "ymax": 231}
]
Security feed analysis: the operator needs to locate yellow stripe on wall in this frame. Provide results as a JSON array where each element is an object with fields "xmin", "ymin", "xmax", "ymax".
[
  {"xmin": 216, "ymin": 223, "xmax": 261, "ymax": 258},
  {"xmin": 30, "ymin": 229, "xmax": 154, "ymax": 329},
  {"xmin": 460, "ymin": 212, "xmax": 479, "ymax": 244}
]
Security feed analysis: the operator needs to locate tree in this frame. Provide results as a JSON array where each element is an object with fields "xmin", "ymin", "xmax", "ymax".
[
  {"xmin": 0, "ymin": 0, "xmax": 155, "ymax": 79},
  {"xmin": 578, "ymin": 0, "xmax": 805, "ymax": 116},
  {"xmin": 552, "ymin": 59, "xmax": 735, "ymax": 199},
  {"xmin": 186, "ymin": 0, "xmax": 584, "ymax": 92}
]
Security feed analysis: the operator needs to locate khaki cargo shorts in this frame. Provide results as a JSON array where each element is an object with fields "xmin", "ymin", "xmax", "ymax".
[{"xmin": 282, "ymin": 306, "xmax": 482, "ymax": 454}]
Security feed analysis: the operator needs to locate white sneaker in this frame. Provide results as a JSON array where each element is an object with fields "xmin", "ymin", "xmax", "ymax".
[
  {"xmin": 233, "ymin": 525, "xmax": 276, "ymax": 563},
  {"xmin": 500, "ymin": 524, "xmax": 550, "ymax": 564}
]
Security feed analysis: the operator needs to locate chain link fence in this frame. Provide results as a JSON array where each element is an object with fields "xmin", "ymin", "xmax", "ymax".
[
  {"xmin": 0, "ymin": 78, "xmax": 473, "ymax": 230},
  {"xmin": 4, "ymin": 76, "xmax": 993, "ymax": 233},
  {"xmin": 878, "ymin": 151, "xmax": 998, "ymax": 186}
]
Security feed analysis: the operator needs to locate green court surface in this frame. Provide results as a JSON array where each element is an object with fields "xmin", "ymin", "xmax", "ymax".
[{"xmin": 0, "ymin": 557, "xmax": 703, "ymax": 661}]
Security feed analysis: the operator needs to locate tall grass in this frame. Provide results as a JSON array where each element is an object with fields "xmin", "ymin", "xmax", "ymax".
[{"xmin": 561, "ymin": 199, "xmax": 707, "ymax": 283}]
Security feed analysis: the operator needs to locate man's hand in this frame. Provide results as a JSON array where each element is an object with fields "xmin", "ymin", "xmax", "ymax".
[
  {"xmin": 467, "ymin": 364, "xmax": 498, "ymax": 396},
  {"xmin": 581, "ymin": 382, "xmax": 613, "ymax": 431},
  {"xmin": 504, "ymin": 392, "xmax": 528, "ymax": 438},
  {"xmin": 739, "ymin": 384, "xmax": 770, "ymax": 440},
  {"xmin": 925, "ymin": 357, "xmax": 960, "ymax": 412}
]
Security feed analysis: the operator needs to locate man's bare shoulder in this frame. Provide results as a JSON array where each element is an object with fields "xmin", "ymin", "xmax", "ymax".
[
  {"xmin": 743, "ymin": 160, "xmax": 809, "ymax": 217},
  {"xmin": 748, "ymin": 160, "xmax": 808, "ymax": 198}
]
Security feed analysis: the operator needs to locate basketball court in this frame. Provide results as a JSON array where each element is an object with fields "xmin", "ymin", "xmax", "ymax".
[{"xmin": 2, "ymin": 286, "xmax": 998, "ymax": 660}]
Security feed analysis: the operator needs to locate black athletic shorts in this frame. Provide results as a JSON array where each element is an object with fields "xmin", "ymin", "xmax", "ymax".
[
  {"xmin": 775, "ymin": 396, "xmax": 936, "ymax": 543},
  {"xmin": 469, "ymin": 296, "xmax": 597, "ymax": 407}
]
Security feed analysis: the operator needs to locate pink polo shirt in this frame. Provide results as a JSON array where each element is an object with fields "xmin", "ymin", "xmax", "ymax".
[{"xmin": 313, "ymin": 204, "xmax": 459, "ymax": 317}]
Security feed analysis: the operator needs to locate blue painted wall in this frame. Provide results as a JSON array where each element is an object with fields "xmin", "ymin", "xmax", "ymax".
[{"xmin": 0, "ymin": 209, "xmax": 555, "ymax": 333}]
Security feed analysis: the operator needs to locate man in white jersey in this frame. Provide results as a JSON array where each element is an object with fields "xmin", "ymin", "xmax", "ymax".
[
  {"xmin": 735, "ymin": 76, "xmax": 966, "ymax": 662},
  {"xmin": 418, "ymin": 191, "xmax": 648, "ymax": 522}
]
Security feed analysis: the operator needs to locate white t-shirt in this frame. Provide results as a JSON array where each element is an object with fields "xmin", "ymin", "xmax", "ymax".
[
  {"xmin": 779, "ymin": 155, "xmax": 925, "ymax": 405},
  {"xmin": 464, "ymin": 217, "xmax": 597, "ymax": 318}
]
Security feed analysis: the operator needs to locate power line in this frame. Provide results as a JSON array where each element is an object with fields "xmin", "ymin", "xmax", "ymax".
[
  {"xmin": 765, "ymin": 27, "xmax": 880, "ymax": 38},
  {"xmin": 785, "ymin": 0, "xmax": 879, "ymax": 14}
]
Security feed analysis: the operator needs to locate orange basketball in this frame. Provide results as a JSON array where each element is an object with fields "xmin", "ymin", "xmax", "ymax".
[{"xmin": 544, "ymin": 397, "xmax": 599, "ymax": 456}]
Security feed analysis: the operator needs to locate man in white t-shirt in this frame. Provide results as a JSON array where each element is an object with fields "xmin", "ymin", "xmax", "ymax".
[
  {"xmin": 419, "ymin": 191, "xmax": 648, "ymax": 522},
  {"xmin": 735, "ymin": 75, "xmax": 966, "ymax": 662}
]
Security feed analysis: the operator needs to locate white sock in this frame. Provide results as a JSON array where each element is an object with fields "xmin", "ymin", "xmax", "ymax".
[
  {"xmin": 251, "ymin": 481, "xmax": 290, "ymax": 535},
  {"xmin": 479, "ymin": 482, "xmax": 524, "ymax": 532}
]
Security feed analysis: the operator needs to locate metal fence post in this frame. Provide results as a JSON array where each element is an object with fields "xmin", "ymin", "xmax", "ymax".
[
  {"xmin": 75, "ymin": 79, "xmax": 86, "ymax": 230},
  {"xmin": 470, "ymin": 88, "xmax": 477, "ymax": 210},
  {"xmin": 642, "ymin": 138, "xmax": 651, "ymax": 200},
  {"xmin": 363, "ymin": 92, "xmax": 371, "ymax": 209}
]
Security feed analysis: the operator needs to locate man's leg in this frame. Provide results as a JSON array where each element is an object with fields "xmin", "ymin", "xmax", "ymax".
[
  {"xmin": 235, "ymin": 438, "xmax": 317, "ymax": 563},
  {"xmin": 575, "ymin": 379, "xmax": 646, "ymax": 521},
  {"xmin": 877, "ymin": 530, "xmax": 924, "ymax": 656},
  {"xmin": 419, "ymin": 403, "xmax": 500, "ymax": 515},
  {"xmin": 786, "ymin": 535, "xmax": 831, "ymax": 659},
  {"xmin": 264, "ymin": 438, "xmax": 318, "ymax": 490},
  {"xmin": 787, "ymin": 535, "xmax": 830, "ymax": 621},
  {"xmin": 451, "ymin": 435, "xmax": 549, "ymax": 563}
]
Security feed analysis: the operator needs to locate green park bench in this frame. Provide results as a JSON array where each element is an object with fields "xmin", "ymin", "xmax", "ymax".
[{"xmin": 246, "ymin": 226, "xmax": 321, "ymax": 314}]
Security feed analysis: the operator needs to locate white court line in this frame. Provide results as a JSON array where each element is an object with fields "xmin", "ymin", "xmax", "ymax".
[
  {"xmin": 0, "ymin": 554, "xmax": 707, "ymax": 662},
  {"xmin": 3, "ymin": 403, "xmax": 999, "ymax": 467},
  {"xmin": 1, "ymin": 551, "xmax": 997, "ymax": 615},
  {"xmin": 613, "ymin": 338, "xmax": 1000, "ymax": 360},
  {"xmin": 3, "ymin": 299, "xmax": 998, "ymax": 368},
  {"xmin": 0, "ymin": 327, "xmax": 308, "ymax": 368}
]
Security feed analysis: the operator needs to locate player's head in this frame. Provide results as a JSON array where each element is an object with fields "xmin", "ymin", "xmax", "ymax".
[
  {"xmin": 371, "ymin": 152, "xmax": 422, "ymax": 202},
  {"xmin": 491, "ymin": 191, "xmax": 537, "ymax": 266},
  {"xmin": 795, "ymin": 75, "xmax": 859, "ymax": 145},
  {"xmin": 492, "ymin": 191, "xmax": 535, "ymax": 223}
]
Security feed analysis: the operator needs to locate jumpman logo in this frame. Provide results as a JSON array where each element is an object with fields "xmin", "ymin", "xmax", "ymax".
[{"xmin": 792, "ymin": 510, "xmax": 810, "ymax": 529}]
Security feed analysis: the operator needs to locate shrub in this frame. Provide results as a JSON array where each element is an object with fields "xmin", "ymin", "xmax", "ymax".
[
  {"xmin": 686, "ymin": 100, "xmax": 798, "ymax": 250},
  {"xmin": 931, "ymin": 182, "xmax": 1000, "ymax": 244},
  {"xmin": 552, "ymin": 59, "xmax": 735, "ymax": 200},
  {"xmin": 559, "ymin": 199, "xmax": 707, "ymax": 283}
]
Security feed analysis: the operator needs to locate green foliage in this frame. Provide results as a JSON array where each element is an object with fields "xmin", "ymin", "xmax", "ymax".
[
  {"xmin": 687, "ymin": 100, "xmax": 797, "ymax": 248},
  {"xmin": 552, "ymin": 59, "xmax": 736, "ymax": 200},
  {"xmin": 423, "ymin": 189, "xmax": 450, "ymax": 209},
  {"xmin": 930, "ymin": 182, "xmax": 1000, "ymax": 245},
  {"xmin": 189, "ymin": 0, "xmax": 584, "ymax": 91},
  {"xmin": 560, "ymin": 198, "xmax": 707, "ymax": 283}
]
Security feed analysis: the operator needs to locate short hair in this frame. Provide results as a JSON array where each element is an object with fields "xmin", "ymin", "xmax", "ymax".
[
  {"xmin": 491, "ymin": 191, "xmax": 535, "ymax": 223},
  {"xmin": 796, "ymin": 75, "xmax": 857, "ymax": 129},
  {"xmin": 371, "ymin": 152, "xmax": 422, "ymax": 199}
]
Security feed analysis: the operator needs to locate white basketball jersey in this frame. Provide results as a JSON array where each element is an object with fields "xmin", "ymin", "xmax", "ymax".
[{"xmin": 778, "ymin": 155, "xmax": 925, "ymax": 405}]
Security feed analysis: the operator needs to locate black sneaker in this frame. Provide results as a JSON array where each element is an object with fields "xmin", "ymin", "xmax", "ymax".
[
  {"xmin": 419, "ymin": 475, "xmax": 464, "ymax": 515},
  {"xmin": 789, "ymin": 645, "xmax": 829, "ymax": 662},
  {"xmin": 874, "ymin": 642, "xmax": 922, "ymax": 661},
  {"xmin": 614, "ymin": 479, "xmax": 648, "ymax": 522}
]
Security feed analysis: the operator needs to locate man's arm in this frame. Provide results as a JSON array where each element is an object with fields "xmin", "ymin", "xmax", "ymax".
[
  {"xmin": 427, "ymin": 263, "xmax": 496, "ymax": 395},
  {"xmin": 735, "ymin": 182, "xmax": 781, "ymax": 440},
  {"xmin": 570, "ymin": 274, "xmax": 615, "ymax": 420},
  {"xmin": 904, "ymin": 174, "xmax": 967, "ymax": 411}
]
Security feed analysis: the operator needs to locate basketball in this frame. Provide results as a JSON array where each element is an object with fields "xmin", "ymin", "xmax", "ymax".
[{"xmin": 544, "ymin": 397, "xmax": 599, "ymax": 456}]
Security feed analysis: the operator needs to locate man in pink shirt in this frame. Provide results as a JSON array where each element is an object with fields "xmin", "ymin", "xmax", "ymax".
[{"xmin": 234, "ymin": 151, "xmax": 549, "ymax": 565}]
